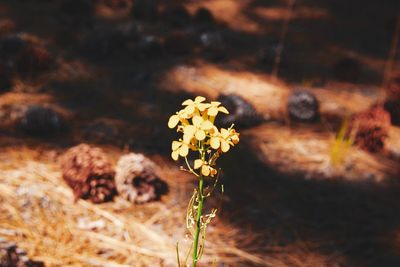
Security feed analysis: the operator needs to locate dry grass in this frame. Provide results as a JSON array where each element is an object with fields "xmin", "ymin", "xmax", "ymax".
[
  {"xmin": 163, "ymin": 63, "xmax": 378, "ymax": 122},
  {"xmin": 0, "ymin": 145, "xmax": 287, "ymax": 267},
  {"xmin": 244, "ymin": 124, "xmax": 399, "ymax": 182}
]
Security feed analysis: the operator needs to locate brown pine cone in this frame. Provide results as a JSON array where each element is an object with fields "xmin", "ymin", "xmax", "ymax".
[
  {"xmin": 351, "ymin": 105, "xmax": 391, "ymax": 152},
  {"xmin": 60, "ymin": 144, "xmax": 116, "ymax": 203},
  {"xmin": 115, "ymin": 153, "xmax": 167, "ymax": 204}
]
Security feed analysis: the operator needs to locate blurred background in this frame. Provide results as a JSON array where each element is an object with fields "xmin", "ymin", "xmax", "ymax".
[{"xmin": 0, "ymin": 0, "xmax": 400, "ymax": 266}]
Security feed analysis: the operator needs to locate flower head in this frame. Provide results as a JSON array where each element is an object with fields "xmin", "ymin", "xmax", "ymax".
[{"xmin": 168, "ymin": 96, "xmax": 240, "ymax": 170}]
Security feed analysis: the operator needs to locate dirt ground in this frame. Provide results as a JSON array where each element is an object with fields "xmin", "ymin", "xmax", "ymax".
[{"xmin": 0, "ymin": 0, "xmax": 400, "ymax": 266}]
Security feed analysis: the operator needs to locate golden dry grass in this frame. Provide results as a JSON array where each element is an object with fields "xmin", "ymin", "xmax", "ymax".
[{"xmin": 0, "ymin": 145, "xmax": 288, "ymax": 267}]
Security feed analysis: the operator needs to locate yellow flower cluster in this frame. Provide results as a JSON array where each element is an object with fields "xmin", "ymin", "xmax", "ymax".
[{"xmin": 168, "ymin": 96, "xmax": 240, "ymax": 177}]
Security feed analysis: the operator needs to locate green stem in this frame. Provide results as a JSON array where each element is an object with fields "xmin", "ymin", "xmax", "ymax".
[
  {"xmin": 192, "ymin": 143, "xmax": 206, "ymax": 267},
  {"xmin": 192, "ymin": 174, "xmax": 204, "ymax": 267}
]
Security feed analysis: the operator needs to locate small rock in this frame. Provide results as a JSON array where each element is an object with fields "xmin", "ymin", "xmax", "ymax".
[
  {"xmin": 115, "ymin": 153, "xmax": 168, "ymax": 204},
  {"xmin": 216, "ymin": 94, "xmax": 263, "ymax": 128},
  {"xmin": 18, "ymin": 106, "xmax": 66, "ymax": 137},
  {"xmin": 287, "ymin": 90, "xmax": 320, "ymax": 122},
  {"xmin": 60, "ymin": 144, "xmax": 117, "ymax": 203}
]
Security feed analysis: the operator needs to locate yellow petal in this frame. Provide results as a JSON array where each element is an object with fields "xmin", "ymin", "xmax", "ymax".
[
  {"xmin": 168, "ymin": 115, "xmax": 180, "ymax": 128},
  {"xmin": 201, "ymin": 165, "xmax": 210, "ymax": 176},
  {"xmin": 220, "ymin": 128, "xmax": 230, "ymax": 138},
  {"xmin": 194, "ymin": 96, "xmax": 206, "ymax": 103},
  {"xmin": 184, "ymin": 125, "xmax": 196, "ymax": 136},
  {"xmin": 218, "ymin": 106, "xmax": 229, "ymax": 114},
  {"xmin": 198, "ymin": 103, "xmax": 210, "ymax": 112},
  {"xmin": 194, "ymin": 159, "xmax": 203, "ymax": 169},
  {"xmin": 195, "ymin": 130, "xmax": 206, "ymax": 140},
  {"xmin": 182, "ymin": 99, "xmax": 193, "ymax": 106},
  {"xmin": 210, "ymin": 137, "xmax": 220, "ymax": 149},
  {"xmin": 221, "ymin": 140, "xmax": 230, "ymax": 152},
  {"xmin": 211, "ymin": 101, "xmax": 221, "ymax": 106},
  {"xmin": 201, "ymin": 120, "xmax": 213, "ymax": 130},
  {"xmin": 185, "ymin": 105, "xmax": 195, "ymax": 115},
  {"xmin": 208, "ymin": 107, "xmax": 218, "ymax": 116},
  {"xmin": 192, "ymin": 115, "xmax": 203, "ymax": 127},
  {"xmin": 171, "ymin": 150, "xmax": 179, "ymax": 161},
  {"xmin": 183, "ymin": 134, "xmax": 192, "ymax": 143},
  {"xmin": 172, "ymin": 141, "xmax": 181, "ymax": 150},
  {"xmin": 179, "ymin": 144, "xmax": 189, "ymax": 157},
  {"xmin": 209, "ymin": 126, "xmax": 219, "ymax": 135}
]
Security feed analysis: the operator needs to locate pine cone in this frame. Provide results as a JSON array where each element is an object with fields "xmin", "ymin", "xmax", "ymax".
[
  {"xmin": 60, "ymin": 144, "xmax": 116, "ymax": 203},
  {"xmin": 115, "ymin": 153, "xmax": 167, "ymax": 204},
  {"xmin": 351, "ymin": 105, "xmax": 391, "ymax": 152},
  {"xmin": 0, "ymin": 238, "xmax": 44, "ymax": 267}
]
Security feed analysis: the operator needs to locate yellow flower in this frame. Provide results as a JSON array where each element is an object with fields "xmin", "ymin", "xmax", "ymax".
[
  {"xmin": 207, "ymin": 101, "xmax": 229, "ymax": 117},
  {"xmin": 182, "ymin": 115, "xmax": 214, "ymax": 142},
  {"xmin": 182, "ymin": 96, "xmax": 210, "ymax": 116},
  {"xmin": 209, "ymin": 128, "xmax": 240, "ymax": 152},
  {"xmin": 171, "ymin": 140, "xmax": 189, "ymax": 160},
  {"xmin": 168, "ymin": 109, "xmax": 190, "ymax": 129},
  {"xmin": 194, "ymin": 159, "xmax": 217, "ymax": 177},
  {"xmin": 168, "ymin": 95, "xmax": 240, "ymax": 163}
]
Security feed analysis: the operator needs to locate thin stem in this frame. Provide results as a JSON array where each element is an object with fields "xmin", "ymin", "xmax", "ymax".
[
  {"xmin": 184, "ymin": 157, "xmax": 199, "ymax": 177},
  {"xmin": 192, "ymin": 174, "xmax": 204, "ymax": 267},
  {"xmin": 272, "ymin": 0, "xmax": 295, "ymax": 79},
  {"xmin": 192, "ymin": 144, "xmax": 205, "ymax": 267}
]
